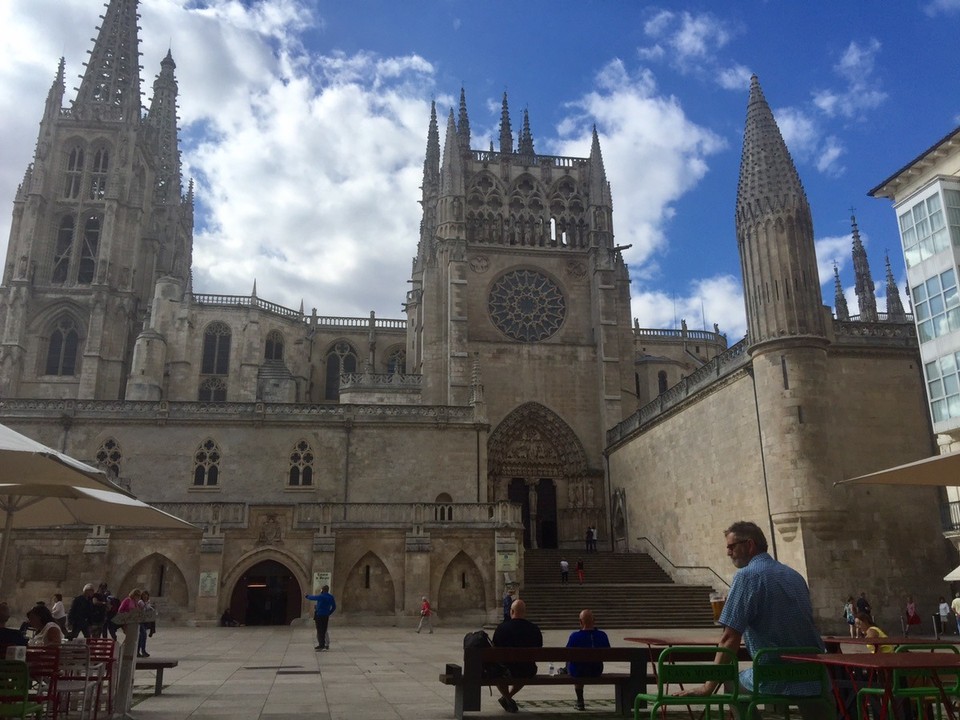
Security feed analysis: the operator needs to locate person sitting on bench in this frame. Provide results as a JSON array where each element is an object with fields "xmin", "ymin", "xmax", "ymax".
[
  {"xmin": 565, "ymin": 608, "xmax": 610, "ymax": 711},
  {"xmin": 492, "ymin": 599, "xmax": 543, "ymax": 713}
]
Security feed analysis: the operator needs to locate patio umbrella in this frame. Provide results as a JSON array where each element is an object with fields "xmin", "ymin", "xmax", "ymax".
[{"xmin": 0, "ymin": 423, "xmax": 196, "ymax": 589}]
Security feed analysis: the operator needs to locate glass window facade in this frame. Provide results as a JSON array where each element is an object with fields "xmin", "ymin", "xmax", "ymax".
[
  {"xmin": 900, "ymin": 193, "xmax": 949, "ymax": 267},
  {"xmin": 926, "ymin": 352, "xmax": 960, "ymax": 423},
  {"xmin": 913, "ymin": 268, "xmax": 960, "ymax": 343}
]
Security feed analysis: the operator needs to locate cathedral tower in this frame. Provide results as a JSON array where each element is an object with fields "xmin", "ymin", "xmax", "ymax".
[
  {"xmin": 407, "ymin": 91, "xmax": 633, "ymax": 547},
  {"xmin": 0, "ymin": 0, "xmax": 191, "ymax": 400},
  {"xmin": 735, "ymin": 76, "xmax": 839, "ymax": 574}
]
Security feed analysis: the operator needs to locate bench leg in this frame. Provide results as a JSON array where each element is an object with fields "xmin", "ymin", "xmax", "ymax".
[{"xmin": 154, "ymin": 668, "xmax": 164, "ymax": 696}]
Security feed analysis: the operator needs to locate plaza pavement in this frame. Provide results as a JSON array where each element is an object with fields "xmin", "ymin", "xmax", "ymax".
[{"xmin": 128, "ymin": 623, "xmax": 726, "ymax": 720}]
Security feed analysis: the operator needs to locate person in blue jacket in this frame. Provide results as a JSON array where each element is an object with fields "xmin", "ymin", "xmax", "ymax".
[
  {"xmin": 305, "ymin": 585, "xmax": 336, "ymax": 651},
  {"xmin": 565, "ymin": 609, "xmax": 610, "ymax": 711}
]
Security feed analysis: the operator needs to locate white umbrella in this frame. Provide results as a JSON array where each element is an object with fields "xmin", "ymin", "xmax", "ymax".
[{"xmin": 0, "ymin": 423, "xmax": 196, "ymax": 589}]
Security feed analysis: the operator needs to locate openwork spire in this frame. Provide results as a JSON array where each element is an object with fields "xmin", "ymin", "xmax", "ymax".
[
  {"xmin": 884, "ymin": 254, "xmax": 906, "ymax": 320},
  {"xmin": 423, "ymin": 100, "xmax": 440, "ymax": 193},
  {"xmin": 850, "ymin": 214, "xmax": 878, "ymax": 322},
  {"xmin": 457, "ymin": 88, "xmax": 471, "ymax": 152},
  {"xmin": 74, "ymin": 0, "xmax": 142, "ymax": 121},
  {"xmin": 833, "ymin": 263, "xmax": 850, "ymax": 321},
  {"xmin": 735, "ymin": 75, "xmax": 825, "ymax": 344},
  {"xmin": 518, "ymin": 109, "xmax": 535, "ymax": 156},
  {"xmin": 44, "ymin": 58, "xmax": 66, "ymax": 120},
  {"xmin": 146, "ymin": 50, "xmax": 181, "ymax": 205},
  {"xmin": 498, "ymin": 92, "xmax": 513, "ymax": 154}
]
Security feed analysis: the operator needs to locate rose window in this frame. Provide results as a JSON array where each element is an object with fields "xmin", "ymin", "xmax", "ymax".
[{"xmin": 488, "ymin": 270, "xmax": 566, "ymax": 342}]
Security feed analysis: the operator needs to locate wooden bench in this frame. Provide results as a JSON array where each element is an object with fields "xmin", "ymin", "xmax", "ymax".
[
  {"xmin": 439, "ymin": 646, "xmax": 651, "ymax": 719},
  {"xmin": 135, "ymin": 657, "xmax": 179, "ymax": 695}
]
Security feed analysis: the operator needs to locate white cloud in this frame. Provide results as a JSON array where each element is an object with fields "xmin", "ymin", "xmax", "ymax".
[
  {"xmin": 925, "ymin": 0, "xmax": 960, "ymax": 14},
  {"xmin": 812, "ymin": 39, "xmax": 887, "ymax": 119},
  {"xmin": 632, "ymin": 275, "xmax": 746, "ymax": 339},
  {"xmin": 549, "ymin": 61, "xmax": 726, "ymax": 275},
  {"xmin": 716, "ymin": 64, "xmax": 752, "ymax": 91},
  {"xmin": 815, "ymin": 233, "xmax": 852, "ymax": 286},
  {"xmin": 815, "ymin": 136, "xmax": 845, "ymax": 176},
  {"xmin": 638, "ymin": 9, "xmax": 739, "ymax": 85}
]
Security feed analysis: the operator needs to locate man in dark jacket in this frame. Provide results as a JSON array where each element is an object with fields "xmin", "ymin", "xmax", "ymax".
[
  {"xmin": 492, "ymin": 599, "xmax": 543, "ymax": 713},
  {"xmin": 67, "ymin": 583, "xmax": 96, "ymax": 639}
]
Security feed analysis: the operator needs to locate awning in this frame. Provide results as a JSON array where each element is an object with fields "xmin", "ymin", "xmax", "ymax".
[
  {"xmin": 835, "ymin": 451, "xmax": 960, "ymax": 487},
  {"xmin": 945, "ymin": 564, "xmax": 960, "ymax": 582}
]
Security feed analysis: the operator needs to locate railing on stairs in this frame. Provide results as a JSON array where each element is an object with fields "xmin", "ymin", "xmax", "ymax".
[{"xmin": 636, "ymin": 536, "xmax": 731, "ymax": 591}]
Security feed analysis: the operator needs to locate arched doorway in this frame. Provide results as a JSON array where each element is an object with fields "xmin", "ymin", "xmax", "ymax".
[
  {"xmin": 228, "ymin": 560, "xmax": 301, "ymax": 626},
  {"xmin": 488, "ymin": 402, "xmax": 588, "ymax": 549}
]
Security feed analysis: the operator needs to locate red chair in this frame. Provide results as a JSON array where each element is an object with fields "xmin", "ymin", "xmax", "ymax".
[
  {"xmin": 24, "ymin": 647, "xmax": 59, "ymax": 720},
  {"xmin": 83, "ymin": 640, "xmax": 115, "ymax": 719}
]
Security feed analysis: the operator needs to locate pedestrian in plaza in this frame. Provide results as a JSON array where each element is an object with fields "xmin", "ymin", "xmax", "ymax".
[
  {"xmin": 576, "ymin": 558, "xmax": 585, "ymax": 585},
  {"xmin": 584, "ymin": 527, "xmax": 591, "ymax": 553},
  {"xmin": 565, "ymin": 608, "xmax": 610, "ymax": 711},
  {"xmin": 492, "ymin": 599, "xmax": 543, "ymax": 713},
  {"xmin": 842, "ymin": 595, "xmax": 856, "ymax": 637},
  {"xmin": 952, "ymin": 593, "xmax": 960, "ymax": 634},
  {"xmin": 904, "ymin": 595, "xmax": 921, "ymax": 636},
  {"xmin": 502, "ymin": 588, "xmax": 514, "ymax": 623},
  {"xmin": 856, "ymin": 591, "xmax": 872, "ymax": 620},
  {"xmin": 939, "ymin": 596, "xmax": 951, "ymax": 636},
  {"xmin": 678, "ymin": 521, "xmax": 828, "ymax": 719},
  {"xmin": 560, "ymin": 558, "xmax": 569, "ymax": 584},
  {"xmin": 67, "ymin": 582, "xmax": 96, "ymax": 639},
  {"xmin": 50, "ymin": 593, "xmax": 67, "ymax": 633},
  {"xmin": 589, "ymin": 526, "xmax": 598, "ymax": 552},
  {"xmin": 416, "ymin": 596, "xmax": 433, "ymax": 634},
  {"xmin": 305, "ymin": 585, "xmax": 336, "ymax": 651},
  {"xmin": 137, "ymin": 590, "xmax": 154, "ymax": 657}
]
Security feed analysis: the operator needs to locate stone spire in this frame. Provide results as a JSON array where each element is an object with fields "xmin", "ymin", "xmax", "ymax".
[
  {"xmin": 833, "ymin": 263, "xmax": 850, "ymax": 321},
  {"xmin": 74, "ymin": 0, "xmax": 143, "ymax": 122},
  {"xmin": 884, "ymin": 253, "xmax": 906, "ymax": 320},
  {"xmin": 44, "ymin": 58, "xmax": 66, "ymax": 121},
  {"xmin": 850, "ymin": 215, "xmax": 878, "ymax": 322},
  {"xmin": 437, "ymin": 109, "xmax": 465, "ymax": 238},
  {"xmin": 589, "ymin": 125, "xmax": 610, "ymax": 205},
  {"xmin": 735, "ymin": 75, "xmax": 825, "ymax": 345},
  {"xmin": 498, "ymin": 92, "xmax": 513, "ymax": 154},
  {"xmin": 146, "ymin": 50, "xmax": 181, "ymax": 205},
  {"xmin": 422, "ymin": 101, "xmax": 440, "ymax": 195},
  {"xmin": 518, "ymin": 109, "xmax": 535, "ymax": 156},
  {"xmin": 457, "ymin": 88, "xmax": 471, "ymax": 152}
]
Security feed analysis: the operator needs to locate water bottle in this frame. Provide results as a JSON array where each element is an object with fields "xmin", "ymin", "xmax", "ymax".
[{"xmin": 548, "ymin": 662, "xmax": 556, "ymax": 676}]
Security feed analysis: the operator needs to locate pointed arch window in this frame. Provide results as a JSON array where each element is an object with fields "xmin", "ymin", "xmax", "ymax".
[
  {"xmin": 198, "ymin": 377, "xmax": 227, "ymax": 402},
  {"xmin": 193, "ymin": 438, "xmax": 221, "ymax": 486},
  {"xmin": 77, "ymin": 215, "xmax": 101, "ymax": 284},
  {"xmin": 324, "ymin": 341, "xmax": 357, "ymax": 401},
  {"xmin": 45, "ymin": 316, "xmax": 80, "ymax": 376},
  {"xmin": 386, "ymin": 346, "xmax": 405, "ymax": 374},
  {"xmin": 96, "ymin": 437, "xmax": 122, "ymax": 479},
  {"xmin": 89, "ymin": 148, "xmax": 109, "ymax": 200},
  {"xmin": 201, "ymin": 322, "xmax": 231, "ymax": 375},
  {"xmin": 288, "ymin": 439, "xmax": 314, "ymax": 486},
  {"xmin": 51, "ymin": 217, "xmax": 75, "ymax": 284},
  {"xmin": 265, "ymin": 330, "xmax": 284, "ymax": 361},
  {"xmin": 657, "ymin": 371, "xmax": 668, "ymax": 395},
  {"xmin": 63, "ymin": 146, "xmax": 84, "ymax": 199}
]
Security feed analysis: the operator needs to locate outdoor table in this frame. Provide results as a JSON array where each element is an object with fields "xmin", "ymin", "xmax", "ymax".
[
  {"xmin": 781, "ymin": 650, "xmax": 960, "ymax": 720},
  {"xmin": 822, "ymin": 636, "xmax": 960, "ymax": 653}
]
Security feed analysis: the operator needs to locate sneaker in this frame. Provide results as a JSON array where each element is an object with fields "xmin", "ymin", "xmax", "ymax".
[
  {"xmin": 575, "ymin": 700, "xmax": 586, "ymax": 711},
  {"xmin": 498, "ymin": 696, "xmax": 518, "ymax": 713},
  {"xmin": 314, "ymin": 645, "xmax": 322, "ymax": 650},
  {"xmin": 141, "ymin": 652, "xmax": 150, "ymax": 657}
]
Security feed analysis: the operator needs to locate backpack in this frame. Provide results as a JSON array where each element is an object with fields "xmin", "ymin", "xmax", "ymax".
[{"xmin": 463, "ymin": 630, "xmax": 509, "ymax": 680}]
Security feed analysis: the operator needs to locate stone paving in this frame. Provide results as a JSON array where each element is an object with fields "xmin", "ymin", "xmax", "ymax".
[{"xmin": 127, "ymin": 624, "xmax": 728, "ymax": 720}]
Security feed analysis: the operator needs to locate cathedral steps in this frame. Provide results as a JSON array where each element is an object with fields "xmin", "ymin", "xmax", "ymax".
[{"xmin": 519, "ymin": 550, "xmax": 717, "ymax": 629}]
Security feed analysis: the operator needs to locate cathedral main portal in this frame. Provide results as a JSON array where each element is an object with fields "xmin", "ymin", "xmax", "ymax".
[
  {"xmin": 227, "ymin": 560, "xmax": 302, "ymax": 626},
  {"xmin": 488, "ymin": 403, "xmax": 591, "ymax": 549}
]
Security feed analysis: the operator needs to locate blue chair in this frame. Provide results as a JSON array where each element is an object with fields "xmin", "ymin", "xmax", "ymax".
[
  {"xmin": 634, "ymin": 646, "xmax": 740, "ymax": 720},
  {"xmin": 742, "ymin": 646, "xmax": 832, "ymax": 720}
]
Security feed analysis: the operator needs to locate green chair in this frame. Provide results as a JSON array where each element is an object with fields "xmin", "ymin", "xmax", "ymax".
[
  {"xmin": 0, "ymin": 660, "xmax": 45, "ymax": 720},
  {"xmin": 743, "ymin": 646, "xmax": 832, "ymax": 720},
  {"xmin": 856, "ymin": 643, "xmax": 960, "ymax": 720},
  {"xmin": 633, "ymin": 645, "xmax": 740, "ymax": 720}
]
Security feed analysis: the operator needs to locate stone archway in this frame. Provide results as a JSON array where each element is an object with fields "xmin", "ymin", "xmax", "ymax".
[
  {"xmin": 227, "ymin": 559, "xmax": 302, "ymax": 626},
  {"xmin": 342, "ymin": 551, "xmax": 396, "ymax": 615},
  {"xmin": 488, "ymin": 402, "xmax": 589, "ymax": 549},
  {"xmin": 118, "ymin": 553, "xmax": 190, "ymax": 619},
  {"xmin": 437, "ymin": 550, "xmax": 486, "ymax": 618}
]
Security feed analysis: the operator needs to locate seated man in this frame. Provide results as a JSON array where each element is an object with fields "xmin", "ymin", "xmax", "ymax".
[
  {"xmin": 492, "ymin": 599, "xmax": 543, "ymax": 714},
  {"xmin": 565, "ymin": 608, "xmax": 610, "ymax": 711}
]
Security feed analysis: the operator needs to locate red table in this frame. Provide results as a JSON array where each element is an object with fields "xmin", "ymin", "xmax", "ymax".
[
  {"xmin": 782, "ymin": 651, "xmax": 960, "ymax": 720},
  {"xmin": 822, "ymin": 636, "xmax": 960, "ymax": 653}
]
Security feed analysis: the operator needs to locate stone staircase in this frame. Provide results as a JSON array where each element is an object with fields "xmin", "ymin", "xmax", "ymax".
[{"xmin": 518, "ymin": 549, "xmax": 717, "ymax": 629}]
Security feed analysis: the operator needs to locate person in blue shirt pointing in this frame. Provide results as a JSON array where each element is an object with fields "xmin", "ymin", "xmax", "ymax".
[{"xmin": 305, "ymin": 585, "xmax": 336, "ymax": 651}]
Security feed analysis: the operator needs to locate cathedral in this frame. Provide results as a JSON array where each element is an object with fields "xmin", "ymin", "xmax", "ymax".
[{"xmin": 0, "ymin": 0, "xmax": 951, "ymax": 629}]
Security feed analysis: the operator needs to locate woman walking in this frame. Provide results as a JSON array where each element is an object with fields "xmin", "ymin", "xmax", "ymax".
[
  {"xmin": 416, "ymin": 596, "xmax": 433, "ymax": 634},
  {"xmin": 904, "ymin": 595, "xmax": 921, "ymax": 636},
  {"xmin": 843, "ymin": 595, "xmax": 856, "ymax": 637}
]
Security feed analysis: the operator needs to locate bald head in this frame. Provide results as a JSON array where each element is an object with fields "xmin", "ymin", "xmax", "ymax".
[
  {"xmin": 579, "ymin": 609, "xmax": 595, "ymax": 629},
  {"xmin": 510, "ymin": 599, "xmax": 527, "ymax": 619}
]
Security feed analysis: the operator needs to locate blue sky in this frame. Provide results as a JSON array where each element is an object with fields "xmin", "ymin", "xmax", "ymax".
[{"xmin": 2, "ymin": 0, "xmax": 960, "ymax": 339}]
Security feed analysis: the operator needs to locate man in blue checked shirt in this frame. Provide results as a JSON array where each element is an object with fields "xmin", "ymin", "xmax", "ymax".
[{"xmin": 679, "ymin": 521, "xmax": 828, "ymax": 718}]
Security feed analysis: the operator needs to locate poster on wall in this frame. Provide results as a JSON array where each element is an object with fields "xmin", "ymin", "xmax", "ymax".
[
  {"xmin": 198, "ymin": 571, "xmax": 219, "ymax": 597},
  {"xmin": 497, "ymin": 551, "xmax": 517, "ymax": 572},
  {"xmin": 312, "ymin": 571, "xmax": 331, "ymax": 594}
]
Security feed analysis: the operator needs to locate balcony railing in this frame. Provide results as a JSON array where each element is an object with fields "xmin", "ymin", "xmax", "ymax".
[{"xmin": 941, "ymin": 501, "xmax": 960, "ymax": 532}]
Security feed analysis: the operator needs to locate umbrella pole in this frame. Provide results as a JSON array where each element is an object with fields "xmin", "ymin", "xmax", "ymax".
[{"xmin": 0, "ymin": 503, "xmax": 14, "ymax": 592}]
